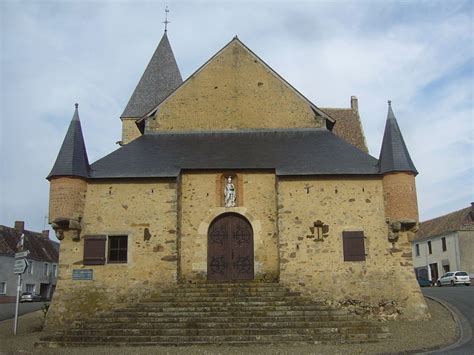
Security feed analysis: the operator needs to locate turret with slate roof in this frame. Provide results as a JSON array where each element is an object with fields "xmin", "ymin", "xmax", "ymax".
[
  {"xmin": 121, "ymin": 32, "xmax": 182, "ymax": 119},
  {"xmin": 378, "ymin": 101, "xmax": 417, "ymax": 175},
  {"xmin": 379, "ymin": 101, "xmax": 419, "ymax": 222},
  {"xmin": 47, "ymin": 104, "xmax": 89, "ymax": 231},
  {"xmin": 47, "ymin": 104, "xmax": 89, "ymax": 180},
  {"xmin": 120, "ymin": 31, "xmax": 183, "ymax": 144}
]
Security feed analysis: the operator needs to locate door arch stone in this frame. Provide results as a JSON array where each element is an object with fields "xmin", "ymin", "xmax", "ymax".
[{"xmin": 207, "ymin": 213, "xmax": 254, "ymax": 281}]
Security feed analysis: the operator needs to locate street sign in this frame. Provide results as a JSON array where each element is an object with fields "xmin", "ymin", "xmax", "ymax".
[
  {"xmin": 15, "ymin": 250, "xmax": 30, "ymax": 259},
  {"xmin": 13, "ymin": 259, "xmax": 28, "ymax": 274}
]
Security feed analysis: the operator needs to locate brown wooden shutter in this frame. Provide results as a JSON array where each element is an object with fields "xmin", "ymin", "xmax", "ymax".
[
  {"xmin": 83, "ymin": 235, "xmax": 106, "ymax": 265},
  {"xmin": 342, "ymin": 231, "xmax": 366, "ymax": 261}
]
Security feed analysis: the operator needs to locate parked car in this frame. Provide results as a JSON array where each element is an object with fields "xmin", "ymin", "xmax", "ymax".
[
  {"xmin": 437, "ymin": 271, "xmax": 471, "ymax": 287},
  {"xmin": 417, "ymin": 277, "xmax": 433, "ymax": 287},
  {"xmin": 20, "ymin": 292, "xmax": 43, "ymax": 302}
]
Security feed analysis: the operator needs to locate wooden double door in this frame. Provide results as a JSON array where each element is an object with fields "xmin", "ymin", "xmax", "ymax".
[{"xmin": 207, "ymin": 213, "xmax": 254, "ymax": 281}]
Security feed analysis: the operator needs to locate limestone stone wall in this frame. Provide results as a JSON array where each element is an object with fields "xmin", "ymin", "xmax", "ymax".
[
  {"xmin": 382, "ymin": 172, "xmax": 419, "ymax": 221},
  {"xmin": 147, "ymin": 40, "xmax": 323, "ymax": 132},
  {"xmin": 48, "ymin": 177, "xmax": 87, "ymax": 223},
  {"xmin": 179, "ymin": 171, "xmax": 279, "ymax": 282},
  {"xmin": 121, "ymin": 118, "xmax": 141, "ymax": 145},
  {"xmin": 47, "ymin": 179, "xmax": 178, "ymax": 327},
  {"xmin": 277, "ymin": 176, "xmax": 429, "ymax": 320}
]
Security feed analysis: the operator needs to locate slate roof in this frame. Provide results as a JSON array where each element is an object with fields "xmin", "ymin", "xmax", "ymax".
[
  {"xmin": 47, "ymin": 104, "xmax": 89, "ymax": 180},
  {"xmin": 322, "ymin": 108, "xmax": 368, "ymax": 153},
  {"xmin": 89, "ymin": 128, "xmax": 379, "ymax": 178},
  {"xmin": 121, "ymin": 32, "xmax": 183, "ymax": 118},
  {"xmin": 0, "ymin": 225, "xmax": 59, "ymax": 262},
  {"xmin": 414, "ymin": 205, "xmax": 474, "ymax": 241},
  {"xmin": 378, "ymin": 102, "xmax": 417, "ymax": 175}
]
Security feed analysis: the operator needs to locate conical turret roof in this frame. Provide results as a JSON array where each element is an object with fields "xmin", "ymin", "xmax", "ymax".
[
  {"xmin": 47, "ymin": 104, "xmax": 89, "ymax": 180},
  {"xmin": 121, "ymin": 32, "xmax": 183, "ymax": 118},
  {"xmin": 378, "ymin": 101, "xmax": 417, "ymax": 175}
]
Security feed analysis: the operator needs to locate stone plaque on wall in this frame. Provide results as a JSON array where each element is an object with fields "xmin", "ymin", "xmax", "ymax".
[{"xmin": 72, "ymin": 269, "xmax": 93, "ymax": 280}]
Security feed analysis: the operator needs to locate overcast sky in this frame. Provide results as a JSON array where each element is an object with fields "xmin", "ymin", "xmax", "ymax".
[{"xmin": 0, "ymin": 0, "xmax": 473, "ymax": 236}]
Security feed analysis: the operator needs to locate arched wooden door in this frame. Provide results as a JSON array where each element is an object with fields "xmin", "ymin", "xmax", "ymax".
[{"xmin": 207, "ymin": 213, "xmax": 254, "ymax": 281}]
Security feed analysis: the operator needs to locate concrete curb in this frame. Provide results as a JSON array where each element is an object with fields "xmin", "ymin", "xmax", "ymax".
[{"xmin": 418, "ymin": 295, "xmax": 472, "ymax": 354}]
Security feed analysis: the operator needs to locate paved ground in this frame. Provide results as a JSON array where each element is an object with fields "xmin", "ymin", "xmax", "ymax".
[
  {"xmin": 0, "ymin": 297, "xmax": 458, "ymax": 355},
  {"xmin": 422, "ymin": 285, "xmax": 474, "ymax": 355},
  {"xmin": 0, "ymin": 302, "xmax": 49, "ymax": 321}
]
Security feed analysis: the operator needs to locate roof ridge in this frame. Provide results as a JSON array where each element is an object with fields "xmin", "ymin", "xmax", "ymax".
[{"xmin": 420, "ymin": 206, "xmax": 471, "ymax": 224}]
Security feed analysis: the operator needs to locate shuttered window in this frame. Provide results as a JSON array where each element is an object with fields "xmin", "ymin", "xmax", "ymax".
[
  {"xmin": 342, "ymin": 231, "xmax": 366, "ymax": 261},
  {"xmin": 83, "ymin": 235, "xmax": 106, "ymax": 265}
]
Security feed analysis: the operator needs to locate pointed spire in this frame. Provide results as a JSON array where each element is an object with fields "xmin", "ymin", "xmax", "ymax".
[
  {"xmin": 47, "ymin": 104, "xmax": 89, "ymax": 180},
  {"xmin": 121, "ymin": 31, "xmax": 183, "ymax": 118},
  {"xmin": 378, "ymin": 101, "xmax": 417, "ymax": 175}
]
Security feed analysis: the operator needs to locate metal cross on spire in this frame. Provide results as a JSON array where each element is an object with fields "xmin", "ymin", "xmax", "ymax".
[{"xmin": 163, "ymin": 6, "xmax": 170, "ymax": 32}]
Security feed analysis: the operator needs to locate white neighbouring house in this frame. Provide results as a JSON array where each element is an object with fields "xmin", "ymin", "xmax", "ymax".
[
  {"xmin": 412, "ymin": 203, "xmax": 474, "ymax": 283},
  {"xmin": 0, "ymin": 222, "xmax": 59, "ymax": 303}
]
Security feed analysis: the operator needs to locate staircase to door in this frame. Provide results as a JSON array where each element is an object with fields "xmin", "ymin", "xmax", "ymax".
[{"xmin": 36, "ymin": 282, "xmax": 390, "ymax": 347}]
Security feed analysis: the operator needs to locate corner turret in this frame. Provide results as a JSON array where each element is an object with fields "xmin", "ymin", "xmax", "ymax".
[
  {"xmin": 47, "ymin": 104, "xmax": 89, "ymax": 239},
  {"xmin": 379, "ymin": 101, "xmax": 419, "ymax": 222}
]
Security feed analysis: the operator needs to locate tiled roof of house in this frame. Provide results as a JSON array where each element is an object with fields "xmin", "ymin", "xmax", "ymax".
[
  {"xmin": 414, "ymin": 205, "xmax": 474, "ymax": 241},
  {"xmin": 47, "ymin": 104, "xmax": 89, "ymax": 180},
  {"xmin": 0, "ymin": 225, "xmax": 59, "ymax": 262},
  {"xmin": 321, "ymin": 108, "xmax": 368, "ymax": 153},
  {"xmin": 89, "ymin": 128, "xmax": 380, "ymax": 178},
  {"xmin": 121, "ymin": 32, "xmax": 183, "ymax": 118},
  {"xmin": 378, "ymin": 101, "xmax": 417, "ymax": 175}
]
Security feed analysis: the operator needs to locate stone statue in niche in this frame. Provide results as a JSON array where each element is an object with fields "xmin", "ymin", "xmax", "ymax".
[{"xmin": 224, "ymin": 176, "xmax": 236, "ymax": 207}]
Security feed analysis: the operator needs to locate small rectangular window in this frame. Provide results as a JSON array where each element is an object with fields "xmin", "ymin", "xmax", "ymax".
[
  {"xmin": 415, "ymin": 244, "xmax": 420, "ymax": 257},
  {"xmin": 25, "ymin": 284, "xmax": 35, "ymax": 293},
  {"xmin": 52, "ymin": 264, "xmax": 57, "ymax": 277},
  {"xmin": 342, "ymin": 231, "xmax": 366, "ymax": 261},
  {"xmin": 43, "ymin": 263, "xmax": 49, "ymax": 276},
  {"xmin": 428, "ymin": 241, "xmax": 432, "ymax": 254},
  {"xmin": 108, "ymin": 235, "xmax": 128, "ymax": 263},
  {"xmin": 0, "ymin": 282, "xmax": 6, "ymax": 295},
  {"xmin": 442, "ymin": 237, "xmax": 447, "ymax": 252},
  {"xmin": 83, "ymin": 235, "xmax": 107, "ymax": 265}
]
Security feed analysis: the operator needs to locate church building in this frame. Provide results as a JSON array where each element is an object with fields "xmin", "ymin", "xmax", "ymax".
[{"xmin": 46, "ymin": 30, "xmax": 429, "ymax": 327}]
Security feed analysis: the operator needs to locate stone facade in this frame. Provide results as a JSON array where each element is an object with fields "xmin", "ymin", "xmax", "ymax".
[
  {"xmin": 147, "ymin": 40, "xmax": 324, "ymax": 132},
  {"xmin": 47, "ymin": 180, "xmax": 178, "ymax": 326},
  {"xmin": 278, "ymin": 176, "xmax": 427, "ymax": 319},
  {"xmin": 46, "ymin": 35, "xmax": 429, "ymax": 327}
]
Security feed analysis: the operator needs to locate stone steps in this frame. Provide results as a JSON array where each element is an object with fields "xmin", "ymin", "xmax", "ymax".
[
  {"xmin": 62, "ymin": 325, "xmax": 388, "ymax": 337},
  {"xmin": 77, "ymin": 319, "xmax": 379, "ymax": 329},
  {"xmin": 37, "ymin": 282, "xmax": 390, "ymax": 347}
]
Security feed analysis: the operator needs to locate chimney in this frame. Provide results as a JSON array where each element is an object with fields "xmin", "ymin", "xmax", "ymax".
[
  {"xmin": 351, "ymin": 96, "xmax": 359, "ymax": 114},
  {"xmin": 14, "ymin": 221, "xmax": 25, "ymax": 233},
  {"xmin": 42, "ymin": 230, "xmax": 50, "ymax": 239}
]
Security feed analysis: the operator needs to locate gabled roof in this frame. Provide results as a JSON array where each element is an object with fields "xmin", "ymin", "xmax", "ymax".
[
  {"xmin": 142, "ymin": 37, "xmax": 335, "ymax": 128},
  {"xmin": 0, "ymin": 225, "xmax": 59, "ymax": 262},
  {"xmin": 88, "ymin": 128, "xmax": 379, "ymax": 178},
  {"xmin": 414, "ymin": 205, "xmax": 474, "ymax": 241},
  {"xmin": 121, "ymin": 32, "xmax": 183, "ymax": 118},
  {"xmin": 378, "ymin": 101, "xmax": 417, "ymax": 175},
  {"xmin": 47, "ymin": 104, "xmax": 89, "ymax": 180},
  {"xmin": 322, "ymin": 108, "xmax": 368, "ymax": 153}
]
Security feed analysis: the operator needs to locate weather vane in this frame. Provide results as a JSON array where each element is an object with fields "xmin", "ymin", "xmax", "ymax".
[{"xmin": 163, "ymin": 6, "xmax": 170, "ymax": 32}]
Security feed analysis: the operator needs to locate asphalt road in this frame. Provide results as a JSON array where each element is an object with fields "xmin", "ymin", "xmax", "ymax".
[
  {"xmin": 0, "ymin": 302, "xmax": 49, "ymax": 321},
  {"xmin": 422, "ymin": 286, "xmax": 474, "ymax": 355}
]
